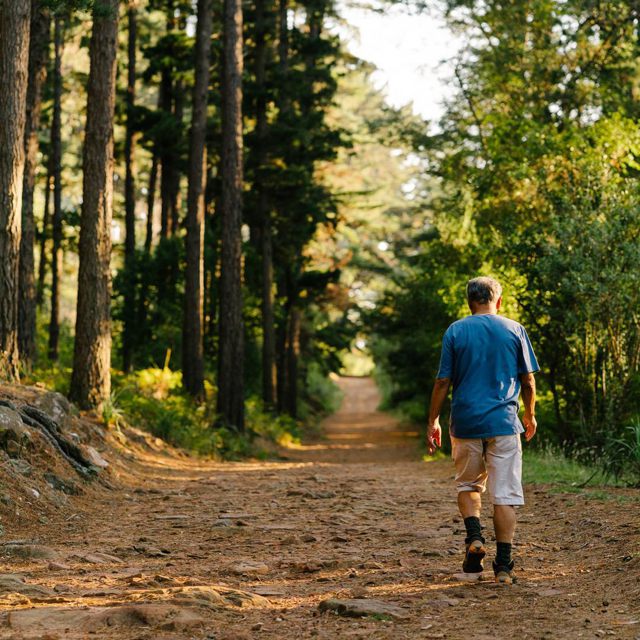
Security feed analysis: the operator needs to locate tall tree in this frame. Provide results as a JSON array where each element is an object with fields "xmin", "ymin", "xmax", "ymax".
[
  {"xmin": 70, "ymin": 0, "xmax": 119, "ymax": 410},
  {"xmin": 0, "ymin": 0, "xmax": 31, "ymax": 381},
  {"xmin": 145, "ymin": 156, "xmax": 158, "ymax": 253},
  {"xmin": 48, "ymin": 15, "xmax": 63, "ymax": 361},
  {"xmin": 36, "ymin": 157, "xmax": 53, "ymax": 306},
  {"xmin": 254, "ymin": 0, "xmax": 277, "ymax": 408},
  {"xmin": 122, "ymin": 0, "xmax": 137, "ymax": 372},
  {"xmin": 217, "ymin": 0, "xmax": 245, "ymax": 429},
  {"xmin": 274, "ymin": 0, "xmax": 289, "ymax": 414},
  {"xmin": 158, "ymin": 1, "xmax": 183, "ymax": 241},
  {"xmin": 19, "ymin": 0, "xmax": 50, "ymax": 369},
  {"xmin": 183, "ymin": 0, "xmax": 213, "ymax": 400}
]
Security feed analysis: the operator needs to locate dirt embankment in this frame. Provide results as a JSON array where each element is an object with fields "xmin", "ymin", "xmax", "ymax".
[{"xmin": 0, "ymin": 377, "xmax": 639, "ymax": 640}]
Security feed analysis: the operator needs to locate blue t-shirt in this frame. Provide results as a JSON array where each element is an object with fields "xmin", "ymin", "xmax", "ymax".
[{"xmin": 436, "ymin": 314, "xmax": 539, "ymax": 438}]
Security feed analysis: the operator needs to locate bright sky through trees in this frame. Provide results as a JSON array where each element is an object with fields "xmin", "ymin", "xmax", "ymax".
[{"xmin": 336, "ymin": 3, "xmax": 459, "ymax": 121}]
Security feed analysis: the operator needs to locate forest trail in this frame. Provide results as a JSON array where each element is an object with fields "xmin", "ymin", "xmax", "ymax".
[{"xmin": 1, "ymin": 377, "xmax": 639, "ymax": 639}]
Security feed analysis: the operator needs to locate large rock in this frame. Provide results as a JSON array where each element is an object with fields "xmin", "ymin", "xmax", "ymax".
[
  {"xmin": 170, "ymin": 586, "xmax": 270, "ymax": 609},
  {"xmin": 0, "ymin": 574, "xmax": 54, "ymax": 598},
  {"xmin": 1, "ymin": 544, "xmax": 59, "ymax": 560},
  {"xmin": 4, "ymin": 604, "xmax": 205, "ymax": 635},
  {"xmin": 318, "ymin": 598, "xmax": 409, "ymax": 620},
  {"xmin": 32, "ymin": 391, "xmax": 71, "ymax": 425},
  {"xmin": 0, "ymin": 407, "xmax": 32, "ymax": 455},
  {"xmin": 83, "ymin": 445, "xmax": 109, "ymax": 468},
  {"xmin": 44, "ymin": 473, "xmax": 81, "ymax": 495},
  {"xmin": 229, "ymin": 560, "xmax": 269, "ymax": 576}
]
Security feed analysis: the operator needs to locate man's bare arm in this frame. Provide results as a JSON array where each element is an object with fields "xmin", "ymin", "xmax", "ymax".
[
  {"xmin": 520, "ymin": 372, "xmax": 537, "ymax": 441},
  {"xmin": 427, "ymin": 377, "xmax": 450, "ymax": 454}
]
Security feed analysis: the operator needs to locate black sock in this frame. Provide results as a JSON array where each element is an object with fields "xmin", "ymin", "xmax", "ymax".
[
  {"xmin": 496, "ymin": 542, "xmax": 512, "ymax": 567},
  {"xmin": 463, "ymin": 516, "xmax": 483, "ymax": 543}
]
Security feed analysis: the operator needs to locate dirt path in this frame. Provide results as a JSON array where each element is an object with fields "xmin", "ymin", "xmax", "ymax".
[{"xmin": 1, "ymin": 377, "xmax": 639, "ymax": 639}]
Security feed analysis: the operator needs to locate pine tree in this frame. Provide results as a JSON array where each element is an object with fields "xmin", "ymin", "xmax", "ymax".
[
  {"xmin": 183, "ymin": 0, "xmax": 213, "ymax": 400},
  {"xmin": 0, "ymin": 0, "xmax": 31, "ymax": 381},
  {"xmin": 122, "ymin": 0, "xmax": 138, "ymax": 372},
  {"xmin": 19, "ymin": 0, "xmax": 50, "ymax": 369},
  {"xmin": 217, "ymin": 0, "xmax": 245, "ymax": 430},
  {"xmin": 70, "ymin": 0, "xmax": 119, "ymax": 410},
  {"xmin": 48, "ymin": 15, "xmax": 63, "ymax": 361}
]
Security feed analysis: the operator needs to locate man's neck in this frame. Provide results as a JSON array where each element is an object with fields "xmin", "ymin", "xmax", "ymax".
[{"xmin": 471, "ymin": 305, "xmax": 498, "ymax": 315}]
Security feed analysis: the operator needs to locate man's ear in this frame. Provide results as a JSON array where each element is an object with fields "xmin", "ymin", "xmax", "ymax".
[{"xmin": 496, "ymin": 296, "xmax": 502, "ymax": 310}]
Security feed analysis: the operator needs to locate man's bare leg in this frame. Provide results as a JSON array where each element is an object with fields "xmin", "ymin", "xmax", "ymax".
[
  {"xmin": 458, "ymin": 490, "xmax": 481, "ymax": 518},
  {"xmin": 458, "ymin": 491, "xmax": 486, "ymax": 572},
  {"xmin": 493, "ymin": 505, "xmax": 516, "ymax": 582},
  {"xmin": 493, "ymin": 505, "xmax": 516, "ymax": 543}
]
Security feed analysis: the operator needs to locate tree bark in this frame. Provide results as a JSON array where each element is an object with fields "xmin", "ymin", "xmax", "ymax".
[
  {"xmin": 217, "ymin": 0, "xmax": 245, "ymax": 430},
  {"xmin": 182, "ymin": 0, "xmax": 213, "ymax": 401},
  {"xmin": 36, "ymin": 157, "xmax": 52, "ymax": 307},
  {"xmin": 159, "ymin": 64, "xmax": 173, "ymax": 239},
  {"xmin": 19, "ymin": 0, "xmax": 50, "ymax": 369},
  {"xmin": 48, "ymin": 16, "xmax": 63, "ymax": 361},
  {"xmin": 170, "ymin": 80, "xmax": 183, "ymax": 236},
  {"xmin": 285, "ymin": 305, "xmax": 300, "ymax": 418},
  {"xmin": 274, "ymin": 0, "xmax": 290, "ymax": 411},
  {"xmin": 159, "ymin": 3, "xmax": 177, "ymax": 240},
  {"xmin": 255, "ymin": 0, "xmax": 276, "ymax": 408},
  {"xmin": 122, "ymin": 0, "xmax": 137, "ymax": 372},
  {"xmin": 145, "ymin": 153, "xmax": 158, "ymax": 254},
  {"xmin": 70, "ymin": 0, "xmax": 119, "ymax": 411},
  {"xmin": 0, "ymin": 0, "xmax": 31, "ymax": 381}
]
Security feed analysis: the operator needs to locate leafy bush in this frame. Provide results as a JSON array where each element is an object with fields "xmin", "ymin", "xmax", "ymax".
[
  {"xmin": 298, "ymin": 362, "xmax": 343, "ymax": 421},
  {"xmin": 601, "ymin": 420, "xmax": 640, "ymax": 486},
  {"xmin": 112, "ymin": 367, "xmax": 302, "ymax": 459}
]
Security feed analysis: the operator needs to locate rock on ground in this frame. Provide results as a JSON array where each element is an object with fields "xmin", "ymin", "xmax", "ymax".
[{"xmin": 318, "ymin": 598, "xmax": 409, "ymax": 620}]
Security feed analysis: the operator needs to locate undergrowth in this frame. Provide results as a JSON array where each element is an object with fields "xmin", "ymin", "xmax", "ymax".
[
  {"xmin": 109, "ymin": 368, "xmax": 302, "ymax": 458},
  {"xmin": 25, "ymin": 323, "xmax": 339, "ymax": 460}
]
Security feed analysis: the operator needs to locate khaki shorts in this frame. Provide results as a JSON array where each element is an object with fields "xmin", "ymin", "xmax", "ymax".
[{"xmin": 451, "ymin": 435, "xmax": 524, "ymax": 506}]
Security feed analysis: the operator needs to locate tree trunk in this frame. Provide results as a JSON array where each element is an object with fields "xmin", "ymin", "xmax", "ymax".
[
  {"xmin": 273, "ymin": 0, "xmax": 290, "ymax": 411},
  {"xmin": 48, "ymin": 16, "xmax": 63, "ymax": 361},
  {"xmin": 261, "ymin": 218, "xmax": 276, "ymax": 407},
  {"xmin": 122, "ymin": 1, "xmax": 137, "ymax": 373},
  {"xmin": 170, "ymin": 80, "xmax": 183, "ymax": 236},
  {"xmin": 159, "ymin": 65, "xmax": 173, "ymax": 239},
  {"xmin": 0, "ymin": 0, "xmax": 31, "ymax": 381},
  {"xmin": 69, "ymin": 0, "xmax": 119, "ymax": 411},
  {"xmin": 276, "ymin": 291, "xmax": 288, "ymax": 413},
  {"xmin": 255, "ymin": 0, "xmax": 276, "ymax": 408},
  {"xmin": 285, "ymin": 305, "xmax": 300, "ymax": 418},
  {"xmin": 183, "ymin": 0, "xmax": 213, "ymax": 401},
  {"xmin": 36, "ymin": 157, "xmax": 52, "ymax": 307},
  {"xmin": 159, "ymin": 4, "xmax": 177, "ymax": 240},
  {"xmin": 217, "ymin": 0, "xmax": 245, "ymax": 430},
  {"xmin": 19, "ymin": 0, "xmax": 50, "ymax": 369},
  {"xmin": 145, "ymin": 153, "xmax": 158, "ymax": 254}
]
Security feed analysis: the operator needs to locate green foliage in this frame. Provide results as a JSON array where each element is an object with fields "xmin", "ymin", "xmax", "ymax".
[
  {"xmin": 111, "ymin": 368, "xmax": 302, "ymax": 459},
  {"xmin": 371, "ymin": 0, "xmax": 640, "ymax": 474},
  {"xmin": 601, "ymin": 420, "xmax": 640, "ymax": 485},
  {"xmin": 523, "ymin": 448, "xmax": 608, "ymax": 487},
  {"xmin": 298, "ymin": 363, "xmax": 343, "ymax": 422}
]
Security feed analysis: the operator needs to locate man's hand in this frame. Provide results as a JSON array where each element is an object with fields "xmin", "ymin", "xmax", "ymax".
[
  {"xmin": 427, "ymin": 377, "xmax": 450, "ymax": 455},
  {"xmin": 520, "ymin": 373, "xmax": 537, "ymax": 441},
  {"xmin": 523, "ymin": 412, "xmax": 537, "ymax": 442},
  {"xmin": 427, "ymin": 419, "xmax": 442, "ymax": 455}
]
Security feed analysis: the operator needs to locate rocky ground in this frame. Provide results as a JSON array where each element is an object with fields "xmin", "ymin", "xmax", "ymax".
[{"xmin": 0, "ymin": 377, "xmax": 639, "ymax": 639}]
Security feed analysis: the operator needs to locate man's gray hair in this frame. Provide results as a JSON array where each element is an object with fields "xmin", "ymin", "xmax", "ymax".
[{"xmin": 466, "ymin": 276, "xmax": 503, "ymax": 305}]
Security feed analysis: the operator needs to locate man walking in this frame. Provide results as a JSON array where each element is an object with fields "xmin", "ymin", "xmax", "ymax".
[{"xmin": 426, "ymin": 277, "xmax": 538, "ymax": 584}]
